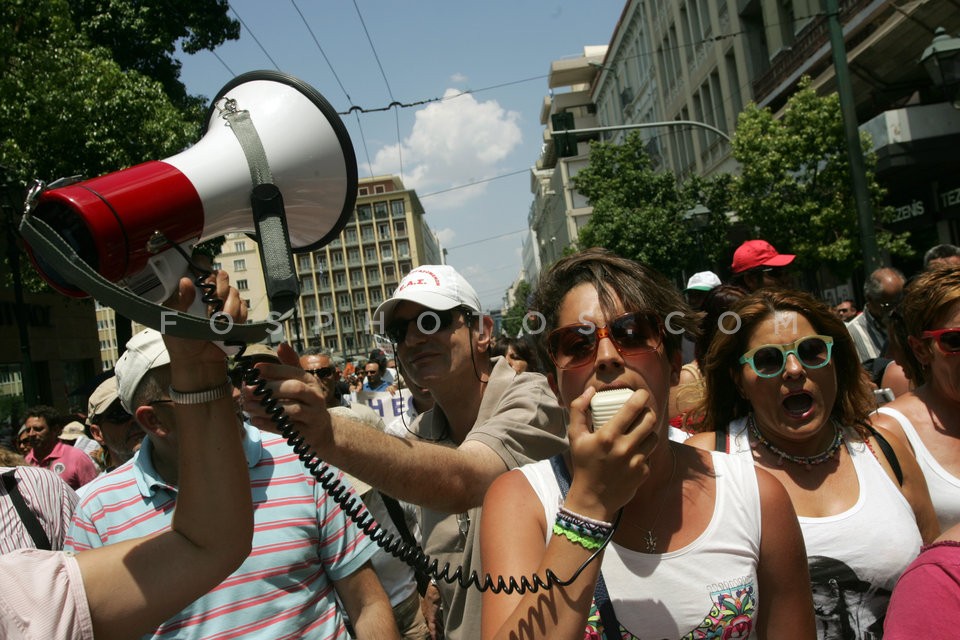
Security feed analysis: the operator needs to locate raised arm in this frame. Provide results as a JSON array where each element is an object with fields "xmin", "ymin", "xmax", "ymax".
[{"xmin": 75, "ymin": 272, "xmax": 254, "ymax": 640}]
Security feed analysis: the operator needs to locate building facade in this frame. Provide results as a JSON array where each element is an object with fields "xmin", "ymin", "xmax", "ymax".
[
  {"xmin": 520, "ymin": 0, "xmax": 960, "ymax": 307},
  {"xmin": 283, "ymin": 175, "xmax": 441, "ymax": 361}
]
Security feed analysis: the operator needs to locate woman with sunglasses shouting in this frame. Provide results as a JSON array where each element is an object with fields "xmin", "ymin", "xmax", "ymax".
[
  {"xmin": 872, "ymin": 265, "xmax": 960, "ymax": 532},
  {"xmin": 686, "ymin": 289, "xmax": 937, "ymax": 640},
  {"xmin": 480, "ymin": 249, "xmax": 815, "ymax": 640}
]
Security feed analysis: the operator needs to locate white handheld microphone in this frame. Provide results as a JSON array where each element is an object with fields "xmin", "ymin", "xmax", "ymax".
[{"xmin": 590, "ymin": 388, "xmax": 634, "ymax": 431}]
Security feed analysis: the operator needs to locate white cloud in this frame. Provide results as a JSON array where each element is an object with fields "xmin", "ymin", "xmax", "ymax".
[
  {"xmin": 369, "ymin": 89, "xmax": 522, "ymax": 209},
  {"xmin": 434, "ymin": 227, "xmax": 456, "ymax": 246},
  {"xmin": 450, "ymin": 72, "xmax": 468, "ymax": 84}
]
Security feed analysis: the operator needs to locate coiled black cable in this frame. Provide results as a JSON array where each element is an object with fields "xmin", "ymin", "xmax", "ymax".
[{"xmin": 197, "ymin": 271, "xmax": 619, "ymax": 595}]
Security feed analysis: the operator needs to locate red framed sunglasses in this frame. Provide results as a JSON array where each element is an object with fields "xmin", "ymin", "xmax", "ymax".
[
  {"xmin": 921, "ymin": 328, "xmax": 960, "ymax": 354},
  {"xmin": 546, "ymin": 312, "xmax": 663, "ymax": 370}
]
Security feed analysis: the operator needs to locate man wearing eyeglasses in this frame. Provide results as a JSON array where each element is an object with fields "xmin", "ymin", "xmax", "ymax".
[
  {"xmin": 847, "ymin": 266, "xmax": 906, "ymax": 367},
  {"xmin": 85, "ymin": 377, "xmax": 144, "ymax": 475},
  {"xmin": 244, "ymin": 264, "xmax": 568, "ymax": 640}
]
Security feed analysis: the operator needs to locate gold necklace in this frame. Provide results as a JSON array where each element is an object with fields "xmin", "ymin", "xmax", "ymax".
[{"xmin": 627, "ymin": 445, "xmax": 678, "ymax": 553}]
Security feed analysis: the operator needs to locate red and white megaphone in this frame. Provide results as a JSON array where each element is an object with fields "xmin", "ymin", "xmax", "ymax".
[{"xmin": 20, "ymin": 71, "xmax": 356, "ymax": 340}]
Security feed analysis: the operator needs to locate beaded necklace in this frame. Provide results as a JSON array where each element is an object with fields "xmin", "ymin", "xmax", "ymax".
[{"xmin": 748, "ymin": 414, "xmax": 844, "ymax": 469}]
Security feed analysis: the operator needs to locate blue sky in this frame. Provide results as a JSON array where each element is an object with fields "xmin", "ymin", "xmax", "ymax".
[{"xmin": 175, "ymin": 0, "xmax": 623, "ymax": 311}]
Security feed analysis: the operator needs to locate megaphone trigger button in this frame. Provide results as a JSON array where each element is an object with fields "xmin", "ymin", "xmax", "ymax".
[{"xmin": 146, "ymin": 231, "xmax": 171, "ymax": 254}]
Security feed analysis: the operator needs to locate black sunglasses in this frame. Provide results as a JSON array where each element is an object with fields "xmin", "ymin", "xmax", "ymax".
[
  {"xmin": 386, "ymin": 307, "xmax": 466, "ymax": 344},
  {"xmin": 306, "ymin": 367, "xmax": 335, "ymax": 379},
  {"xmin": 96, "ymin": 407, "xmax": 133, "ymax": 423}
]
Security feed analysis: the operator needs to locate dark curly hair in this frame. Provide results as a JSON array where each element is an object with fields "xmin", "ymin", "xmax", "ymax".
[{"xmin": 696, "ymin": 289, "xmax": 874, "ymax": 437}]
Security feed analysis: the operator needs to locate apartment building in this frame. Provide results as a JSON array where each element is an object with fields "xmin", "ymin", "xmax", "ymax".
[{"xmin": 283, "ymin": 175, "xmax": 441, "ymax": 360}]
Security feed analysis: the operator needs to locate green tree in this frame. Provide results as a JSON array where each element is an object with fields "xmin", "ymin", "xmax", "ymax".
[
  {"xmin": 69, "ymin": 0, "xmax": 239, "ymax": 109},
  {"xmin": 1, "ymin": 0, "xmax": 237, "ymax": 289},
  {"xmin": 572, "ymin": 131, "xmax": 733, "ymax": 278},
  {"xmin": 503, "ymin": 280, "xmax": 532, "ymax": 337},
  {"xmin": 732, "ymin": 76, "xmax": 911, "ymax": 278}
]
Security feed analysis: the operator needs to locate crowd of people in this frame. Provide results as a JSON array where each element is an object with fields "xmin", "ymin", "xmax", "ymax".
[{"xmin": 2, "ymin": 240, "xmax": 960, "ymax": 639}]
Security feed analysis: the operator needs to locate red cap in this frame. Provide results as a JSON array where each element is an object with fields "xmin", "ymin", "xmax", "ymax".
[{"xmin": 731, "ymin": 240, "xmax": 795, "ymax": 274}]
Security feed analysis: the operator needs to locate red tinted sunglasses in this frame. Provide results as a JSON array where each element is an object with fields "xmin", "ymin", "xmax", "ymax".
[
  {"xmin": 547, "ymin": 312, "xmax": 663, "ymax": 370},
  {"xmin": 921, "ymin": 328, "xmax": 960, "ymax": 354}
]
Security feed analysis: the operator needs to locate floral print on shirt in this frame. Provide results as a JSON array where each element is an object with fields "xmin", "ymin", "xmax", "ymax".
[{"xmin": 583, "ymin": 580, "xmax": 756, "ymax": 639}]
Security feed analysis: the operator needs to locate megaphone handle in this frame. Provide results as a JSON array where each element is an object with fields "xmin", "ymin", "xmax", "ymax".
[{"xmin": 252, "ymin": 184, "xmax": 299, "ymax": 316}]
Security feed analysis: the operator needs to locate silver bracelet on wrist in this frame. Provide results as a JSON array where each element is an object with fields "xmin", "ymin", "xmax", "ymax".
[{"xmin": 168, "ymin": 378, "xmax": 233, "ymax": 405}]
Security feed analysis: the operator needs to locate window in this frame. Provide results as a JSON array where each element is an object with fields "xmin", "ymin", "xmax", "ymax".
[
  {"xmin": 332, "ymin": 251, "xmax": 344, "ymax": 266},
  {"xmin": 378, "ymin": 223, "xmax": 391, "ymax": 239},
  {"xmin": 237, "ymin": 279, "xmax": 249, "ymax": 291},
  {"xmin": 233, "ymin": 259, "xmax": 246, "ymax": 272},
  {"xmin": 321, "ymin": 295, "xmax": 333, "ymax": 310},
  {"xmin": 374, "ymin": 185, "xmax": 385, "ymax": 194},
  {"xmin": 350, "ymin": 271, "xmax": 363, "ymax": 286},
  {"xmin": 353, "ymin": 291, "xmax": 366, "ymax": 306},
  {"xmin": 361, "ymin": 225, "xmax": 375, "ymax": 242},
  {"xmin": 370, "ymin": 288, "xmax": 383, "ymax": 304},
  {"xmin": 300, "ymin": 276, "xmax": 314, "ymax": 293},
  {"xmin": 390, "ymin": 200, "xmax": 405, "ymax": 217},
  {"xmin": 347, "ymin": 248, "xmax": 360, "ymax": 264},
  {"xmin": 212, "ymin": 262, "xmax": 222, "ymax": 271},
  {"xmin": 356, "ymin": 204, "xmax": 372, "ymax": 221},
  {"xmin": 358, "ymin": 187, "xmax": 369, "ymax": 196},
  {"xmin": 364, "ymin": 247, "xmax": 378, "ymax": 262},
  {"xmin": 234, "ymin": 240, "xmax": 247, "ymax": 253},
  {"xmin": 345, "ymin": 228, "xmax": 357, "ymax": 243},
  {"xmin": 381, "ymin": 243, "xmax": 393, "ymax": 260},
  {"xmin": 298, "ymin": 255, "xmax": 312, "ymax": 271},
  {"xmin": 315, "ymin": 253, "xmax": 327, "ymax": 270},
  {"xmin": 303, "ymin": 297, "xmax": 317, "ymax": 313},
  {"xmin": 374, "ymin": 202, "xmax": 389, "ymax": 219},
  {"xmin": 337, "ymin": 293, "xmax": 351, "ymax": 308},
  {"xmin": 334, "ymin": 271, "xmax": 346, "ymax": 287},
  {"xmin": 397, "ymin": 240, "xmax": 410, "ymax": 258},
  {"xmin": 394, "ymin": 220, "xmax": 406, "ymax": 235}
]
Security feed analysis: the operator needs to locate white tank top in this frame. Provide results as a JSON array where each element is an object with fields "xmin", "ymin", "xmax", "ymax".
[
  {"xmin": 876, "ymin": 406, "xmax": 960, "ymax": 531},
  {"xmin": 520, "ymin": 450, "xmax": 761, "ymax": 639},
  {"xmin": 726, "ymin": 417, "xmax": 922, "ymax": 640}
]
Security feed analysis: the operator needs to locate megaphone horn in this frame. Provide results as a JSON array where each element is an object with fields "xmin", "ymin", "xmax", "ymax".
[{"xmin": 22, "ymin": 71, "xmax": 357, "ymax": 319}]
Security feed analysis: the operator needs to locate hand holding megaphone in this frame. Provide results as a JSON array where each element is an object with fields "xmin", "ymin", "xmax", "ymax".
[{"xmin": 19, "ymin": 70, "xmax": 357, "ymax": 344}]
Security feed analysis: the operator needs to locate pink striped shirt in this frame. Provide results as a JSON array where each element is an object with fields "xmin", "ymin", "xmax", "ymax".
[
  {"xmin": 0, "ymin": 465, "xmax": 78, "ymax": 552},
  {"xmin": 64, "ymin": 425, "xmax": 376, "ymax": 639}
]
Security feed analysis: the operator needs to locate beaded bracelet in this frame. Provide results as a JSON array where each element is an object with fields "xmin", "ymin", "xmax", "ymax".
[
  {"xmin": 553, "ymin": 520, "xmax": 605, "ymax": 550},
  {"xmin": 557, "ymin": 502, "xmax": 613, "ymax": 532},
  {"xmin": 555, "ymin": 511, "xmax": 610, "ymax": 537}
]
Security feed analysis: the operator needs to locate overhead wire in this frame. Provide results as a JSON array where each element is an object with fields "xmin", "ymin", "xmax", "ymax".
[
  {"xmin": 419, "ymin": 169, "xmax": 529, "ymax": 199},
  {"xmin": 289, "ymin": 0, "xmax": 375, "ymax": 175},
  {"xmin": 228, "ymin": 4, "xmax": 282, "ymax": 71},
  {"xmin": 352, "ymin": 0, "xmax": 404, "ymax": 183}
]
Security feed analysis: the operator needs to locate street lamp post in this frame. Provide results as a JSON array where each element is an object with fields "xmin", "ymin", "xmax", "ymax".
[
  {"xmin": 683, "ymin": 203, "xmax": 711, "ymax": 270},
  {"xmin": 922, "ymin": 27, "xmax": 960, "ymax": 108},
  {"xmin": 823, "ymin": 0, "xmax": 881, "ymax": 277}
]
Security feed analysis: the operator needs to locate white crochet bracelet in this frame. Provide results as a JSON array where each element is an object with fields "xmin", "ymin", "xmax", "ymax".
[{"xmin": 168, "ymin": 379, "xmax": 233, "ymax": 405}]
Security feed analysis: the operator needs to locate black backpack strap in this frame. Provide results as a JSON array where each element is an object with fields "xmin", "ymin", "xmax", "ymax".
[
  {"xmin": 715, "ymin": 428, "xmax": 727, "ymax": 452},
  {"xmin": 1, "ymin": 470, "xmax": 52, "ymax": 550},
  {"xmin": 380, "ymin": 492, "xmax": 430, "ymax": 595},
  {"xmin": 548, "ymin": 454, "xmax": 620, "ymax": 638},
  {"xmin": 865, "ymin": 425, "xmax": 903, "ymax": 486}
]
